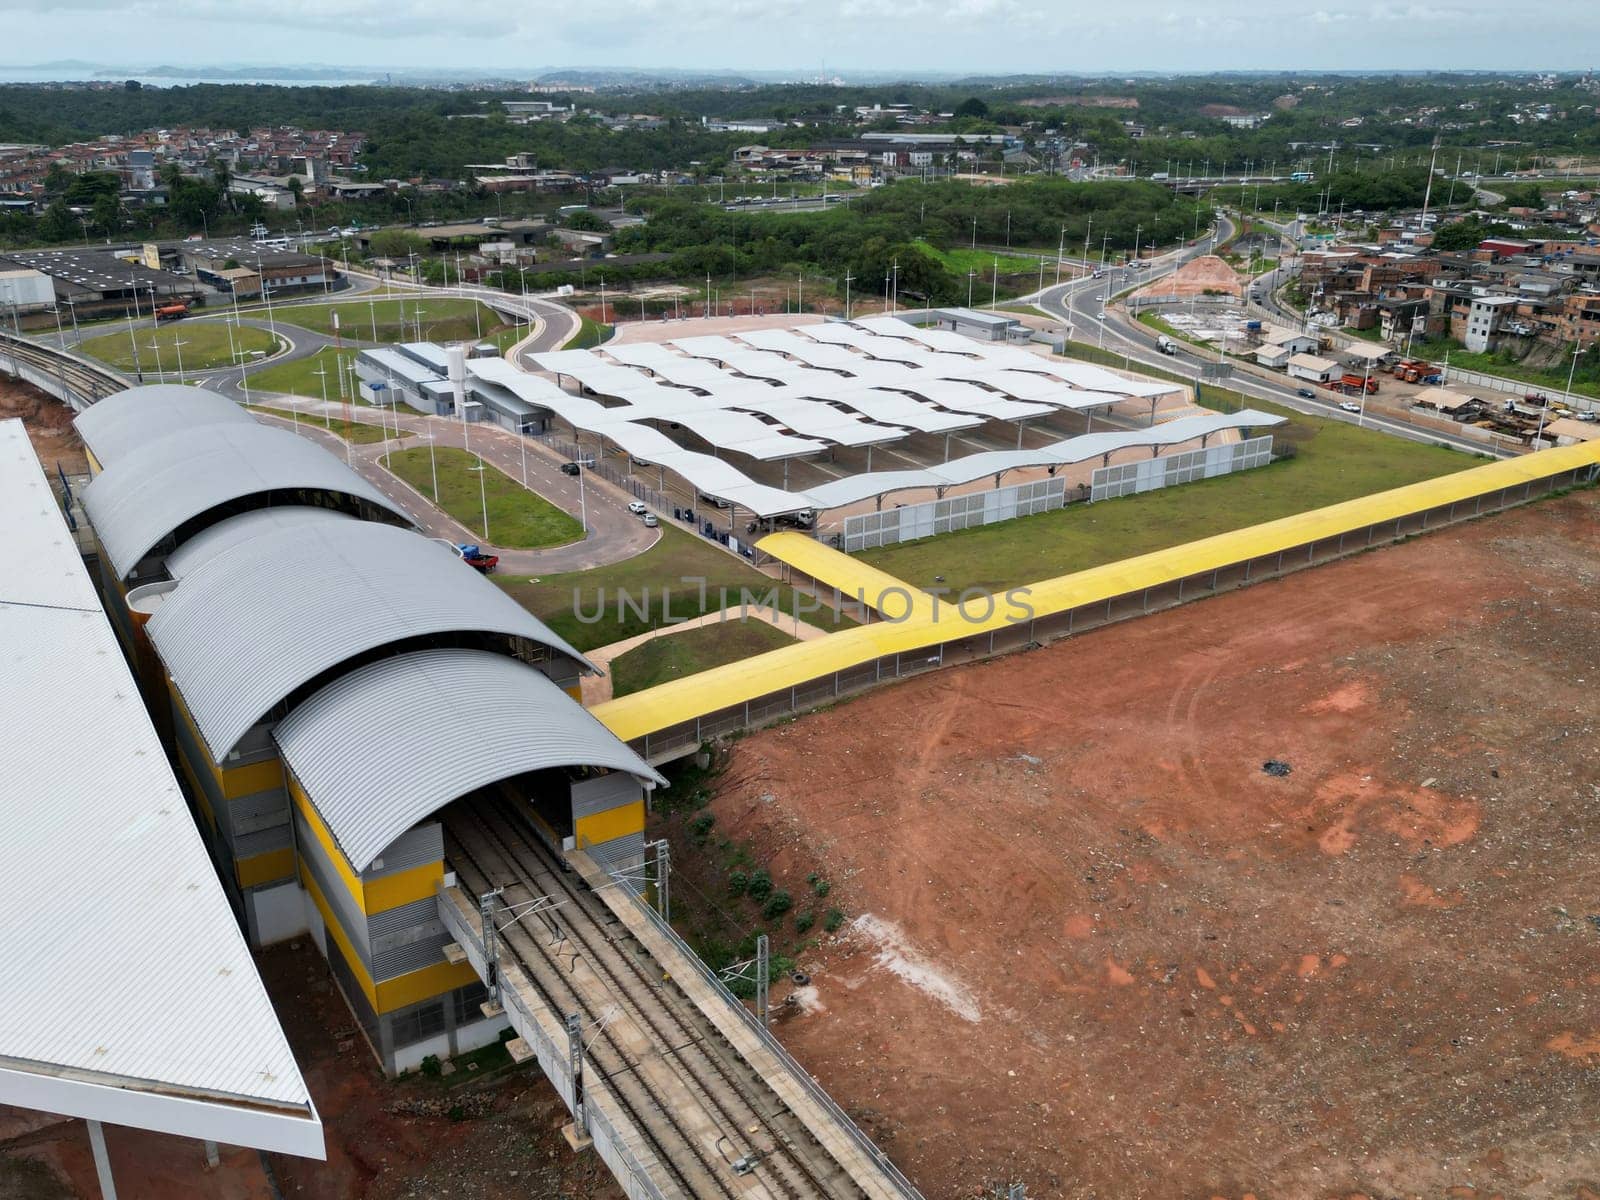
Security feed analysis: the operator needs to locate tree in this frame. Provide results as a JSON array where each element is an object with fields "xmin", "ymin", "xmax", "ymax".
[
  {"xmin": 954, "ymin": 97, "xmax": 990, "ymax": 120},
  {"xmin": 563, "ymin": 209, "xmax": 613, "ymax": 233},
  {"xmin": 286, "ymin": 175, "xmax": 304, "ymax": 206},
  {"xmin": 367, "ymin": 228, "xmax": 426, "ymax": 258},
  {"xmin": 90, "ymin": 192, "xmax": 120, "ymax": 236},
  {"xmin": 39, "ymin": 199, "xmax": 75, "ymax": 242}
]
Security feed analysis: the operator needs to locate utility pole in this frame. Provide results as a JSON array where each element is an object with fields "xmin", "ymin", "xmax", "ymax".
[
  {"xmin": 651, "ymin": 839, "xmax": 671, "ymax": 922},
  {"xmin": 480, "ymin": 890, "xmax": 501, "ymax": 1008},
  {"xmin": 843, "ymin": 271, "xmax": 853, "ymax": 321},
  {"xmin": 755, "ymin": 934, "xmax": 769, "ymax": 1026},
  {"xmin": 566, "ymin": 1012, "xmax": 587, "ymax": 1137}
]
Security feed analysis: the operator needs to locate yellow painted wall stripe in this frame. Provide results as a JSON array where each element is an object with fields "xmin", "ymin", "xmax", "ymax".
[
  {"xmin": 288, "ymin": 770, "xmax": 446, "ymax": 917},
  {"xmin": 288, "ymin": 773, "xmax": 366, "ymax": 906},
  {"xmin": 363, "ymin": 862, "xmax": 445, "ymax": 914},
  {"xmin": 575, "ymin": 800, "xmax": 645, "ymax": 849},
  {"xmin": 237, "ymin": 847, "xmax": 296, "ymax": 889},
  {"xmin": 300, "ymin": 864, "xmax": 379, "ymax": 1010},
  {"xmin": 301, "ymin": 863, "xmax": 477, "ymax": 1015},
  {"xmin": 375, "ymin": 960, "xmax": 479, "ymax": 1015},
  {"xmin": 222, "ymin": 757, "xmax": 287, "ymax": 800}
]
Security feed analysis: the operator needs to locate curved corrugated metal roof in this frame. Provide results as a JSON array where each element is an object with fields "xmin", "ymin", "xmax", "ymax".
[
  {"xmin": 275, "ymin": 648, "xmax": 663, "ymax": 871},
  {"xmin": 73, "ymin": 385, "xmax": 255, "ymax": 467},
  {"xmin": 82, "ymin": 422, "xmax": 413, "ymax": 581},
  {"xmin": 147, "ymin": 521, "xmax": 591, "ymax": 762},
  {"xmin": 164, "ymin": 506, "xmax": 356, "ymax": 579}
]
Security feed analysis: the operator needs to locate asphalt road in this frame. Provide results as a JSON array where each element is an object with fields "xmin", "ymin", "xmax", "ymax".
[{"xmin": 1025, "ymin": 217, "xmax": 1507, "ymax": 457}]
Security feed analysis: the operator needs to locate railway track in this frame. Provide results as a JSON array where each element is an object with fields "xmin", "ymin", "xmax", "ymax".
[
  {"xmin": 444, "ymin": 796, "xmax": 858, "ymax": 1199},
  {"xmin": 0, "ymin": 335, "xmax": 126, "ymax": 406}
]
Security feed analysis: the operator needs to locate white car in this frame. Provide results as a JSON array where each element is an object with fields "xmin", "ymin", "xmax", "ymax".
[
  {"xmin": 1338, "ymin": 400, "xmax": 1362, "ymax": 413},
  {"xmin": 627, "ymin": 500, "xmax": 648, "ymax": 516},
  {"xmin": 643, "ymin": 513, "xmax": 658, "ymax": 528}
]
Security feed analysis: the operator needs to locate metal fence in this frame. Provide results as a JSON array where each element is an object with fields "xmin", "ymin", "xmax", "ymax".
[
  {"xmin": 841, "ymin": 477, "xmax": 1066, "ymax": 551},
  {"xmin": 1090, "ymin": 435, "xmax": 1274, "ymax": 502},
  {"xmin": 537, "ymin": 434, "xmax": 673, "ymax": 513},
  {"xmin": 0, "ymin": 332, "xmax": 124, "ymax": 413},
  {"xmin": 618, "ymin": 887, "xmax": 927, "ymax": 1200}
]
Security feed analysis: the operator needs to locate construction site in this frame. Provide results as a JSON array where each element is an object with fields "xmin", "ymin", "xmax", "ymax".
[{"xmin": 2, "ymin": 278, "xmax": 1598, "ymax": 1200}]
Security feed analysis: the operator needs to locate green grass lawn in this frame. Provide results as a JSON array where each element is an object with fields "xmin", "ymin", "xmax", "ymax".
[
  {"xmin": 245, "ymin": 404, "xmax": 410, "ymax": 444},
  {"xmin": 610, "ymin": 620, "xmax": 797, "ymax": 697},
  {"xmin": 860, "ymin": 389, "xmax": 1478, "ymax": 592},
  {"xmin": 495, "ymin": 522, "xmax": 854, "ymax": 653},
  {"xmin": 243, "ymin": 347, "xmax": 360, "ymax": 401},
  {"xmin": 79, "ymin": 322, "xmax": 278, "ymax": 373},
  {"xmin": 384, "ymin": 445, "xmax": 583, "ymax": 550},
  {"xmin": 268, "ymin": 297, "xmax": 503, "ymax": 343},
  {"xmin": 917, "ymin": 241, "xmax": 1042, "ymax": 277},
  {"xmin": 561, "ymin": 316, "xmax": 613, "ymax": 350}
]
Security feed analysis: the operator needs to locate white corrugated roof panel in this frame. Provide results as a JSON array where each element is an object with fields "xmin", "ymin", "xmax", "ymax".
[
  {"xmin": 148, "ymin": 521, "xmax": 592, "ymax": 762},
  {"xmin": 73, "ymin": 385, "xmax": 255, "ymax": 469},
  {"xmin": 0, "ymin": 419, "xmax": 320, "ymax": 1152},
  {"xmin": 275, "ymin": 649, "xmax": 663, "ymax": 872}
]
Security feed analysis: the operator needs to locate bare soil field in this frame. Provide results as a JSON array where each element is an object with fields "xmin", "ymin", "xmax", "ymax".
[
  {"xmin": 700, "ymin": 491, "xmax": 1600, "ymax": 1199},
  {"xmin": 1133, "ymin": 254, "xmax": 1242, "ymax": 300},
  {"xmin": 1, "ymin": 380, "xmax": 86, "ymax": 475}
]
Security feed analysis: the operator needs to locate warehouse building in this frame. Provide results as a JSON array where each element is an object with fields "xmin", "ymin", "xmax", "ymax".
[{"xmin": 73, "ymin": 385, "xmax": 661, "ymax": 1074}]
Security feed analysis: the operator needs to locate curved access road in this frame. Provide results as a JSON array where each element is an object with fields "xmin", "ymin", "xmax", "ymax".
[{"xmin": 1027, "ymin": 215, "xmax": 1509, "ymax": 458}]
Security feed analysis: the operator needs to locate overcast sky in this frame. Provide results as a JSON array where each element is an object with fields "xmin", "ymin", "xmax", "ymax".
[{"xmin": 5, "ymin": 0, "xmax": 1599, "ymax": 76}]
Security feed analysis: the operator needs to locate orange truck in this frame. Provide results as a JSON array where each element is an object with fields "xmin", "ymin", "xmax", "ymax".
[
  {"xmin": 154, "ymin": 303, "xmax": 190, "ymax": 322},
  {"xmin": 1339, "ymin": 372, "xmax": 1379, "ymax": 394}
]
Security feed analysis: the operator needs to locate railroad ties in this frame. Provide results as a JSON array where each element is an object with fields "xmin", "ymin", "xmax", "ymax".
[{"xmin": 440, "ymin": 795, "xmax": 867, "ymax": 1200}]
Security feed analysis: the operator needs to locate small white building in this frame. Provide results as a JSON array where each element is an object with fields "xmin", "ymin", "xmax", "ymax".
[
  {"xmin": 1286, "ymin": 353, "xmax": 1338, "ymax": 383},
  {"xmin": 1256, "ymin": 344, "xmax": 1292, "ymax": 369}
]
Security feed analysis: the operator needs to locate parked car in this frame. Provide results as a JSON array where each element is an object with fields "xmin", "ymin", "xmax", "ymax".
[
  {"xmin": 642, "ymin": 513, "xmax": 659, "ymax": 528},
  {"xmin": 627, "ymin": 500, "xmax": 647, "ymax": 515},
  {"xmin": 1296, "ymin": 388, "xmax": 1316, "ymax": 399},
  {"xmin": 560, "ymin": 461, "xmax": 581, "ymax": 476}
]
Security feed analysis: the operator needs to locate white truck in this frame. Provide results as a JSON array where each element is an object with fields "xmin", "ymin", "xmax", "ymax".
[{"xmin": 1156, "ymin": 334, "xmax": 1179, "ymax": 355}]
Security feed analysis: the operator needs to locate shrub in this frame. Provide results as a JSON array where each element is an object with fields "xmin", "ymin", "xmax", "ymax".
[
  {"xmin": 687, "ymin": 812, "xmax": 715, "ymax": 842},
  {"xmin": 794, "ymin": 910, "xmax": 815, "ymax": 934},
  {"xmin": 762, "ymin": 890, "xmax": 792, "ymax": 920},
  {"xmin": 811, "ymin": 878, "xmax": 831, "ymax": 898},
  {"xmin": 419, "ymin": 1054, "xmax": 442, "ymax": 1078},
  {"xmin": 727, "ymin": 870, "xmax": 748, "ymax": 897},
  {"xmin": 823, "ymin": 908, "xmax": 845, "ymax": 933},
  {"xmin": 747, "ymin": 868, "xmax": 773, "ymax": 902}
]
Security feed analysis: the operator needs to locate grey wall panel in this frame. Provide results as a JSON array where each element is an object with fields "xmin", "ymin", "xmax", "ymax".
[
  {"xmin": 572, "ymin": 772, "xmax": 641, "ymax": 820},
  {"xmin": 234, "ymin": 823, "xmax": 294, "ymax": 859},
  {"xmin": 366, "ymin": 895, "xmax": 439, "ymax": 940},
  {"xmin": 364, "ymin": 823, "xmax": 443, "ymax": 880},
  {"xmin": 225, "ymin": 788, "xmax": 291, "ymax": 839},
  {"xmin": 371, "ymin": 926, "xmax": 451, "ymax": 983},
  {"xmin": 585, "ymin": 831, "xmax": 645, "ymax": 875},
  {"xmin": 295, "ymin": 811, "xmax": 374, "ymax": 969}
]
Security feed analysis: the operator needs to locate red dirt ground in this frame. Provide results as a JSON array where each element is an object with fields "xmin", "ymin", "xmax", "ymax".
[
  {"xmin": 702, "ymin": 491, "xmax": 1600, "ymax": 1199},
  {"xmin": 0, "ymin": 943, "xmax": 620, "ymax": 1200},
  {"xmin": 1132, "ymin": 253, "xmax": 1242, "ymax": 300},
  {"xmin": 2, "ymin": 380, "xmax": 87, "ymax": 475}
]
